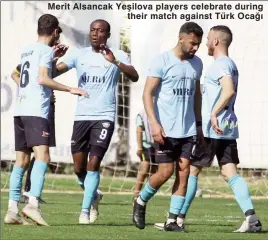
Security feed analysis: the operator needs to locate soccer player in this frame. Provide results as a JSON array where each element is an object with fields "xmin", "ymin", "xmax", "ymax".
[
  {"xmin": 155, "ymin": 25, "xmax": 262, "ymax": 233},
  {"xmin": 11, "ymin": 64, "xmax": 57, "ymax": 204},
  {"xmin": 52, "ymin": 19, "xmax": 139, "ymax": 224},
  {"xmin": 133, "ymin": 108, "xmax": 157, "ymax": 198},
  {"xmin": 4, "ymin": 14, "xmax": 87, "ymax": 226},
  {"xmin": 132, "ymin": 22, "xmax": 204, "ymax": 231}
]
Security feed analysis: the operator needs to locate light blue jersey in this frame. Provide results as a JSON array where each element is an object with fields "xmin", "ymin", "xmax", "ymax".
[
  {"xmin": 202, "ymin": 56, "xmax": 239, "ymax": 139},
  {"xmin": 62, "ymin": 47, "xmax": 131, "ymax": 122},
  {"xmin": 147, "ymin": 50, "xmax": 203, "ymax": 138},
  {"xmin": 14, "ymin": 42, "xmax": 53, "ymax": 119}
]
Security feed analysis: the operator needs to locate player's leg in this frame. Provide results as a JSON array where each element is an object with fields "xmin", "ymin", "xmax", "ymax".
[
  {"xmin": 21, "ymin": 117, "xmax": 51, "ymax": 226},
  {"xmin": 78, "ymin": 120, "xmax": 114, "ymax": 224},
  {"xmin": 20, "ymin": 156, "xmax": 35, "ymax": 204},
  {"xmin": 217, "ymin": 139, "xmax": 262, "ymax": 233},
  {"xmin": 5, "ymin": 117, "xmax": 31, "ymax": 225},
  {"xmin": 133, "ymin": 148, "xmax": 151, "ymax": 198},
  {"xmin": 178, "ymin": 139, "xmax": 214, "ymax": 223},
  {"xmin": 155, "ymin": 138, "xmax": 214, "ymax": 230},
  {"xmin": 71, "ymin": 120, "xmax": 90, "ymax": 190},
  {"xmin": 25, "ymin": 157, "xmax": 34, "ymax": 193},
  {"xmin": 163, "ymin": 137, "xmax": 194, "ymax": 232},
  {"xmin": 73, "ymin": 149, "xmax": 103, "ymax": 223},
  {"xmin": 133, "ymin": 138, "xmax": 175, "ymax": 230},
  {"xmin": 73, "ymin": 151, "xmax": 88, "ymax": 190},
  {"xmin": 149, "ymin": 147, "xmax": 158, "ymax": 176}
]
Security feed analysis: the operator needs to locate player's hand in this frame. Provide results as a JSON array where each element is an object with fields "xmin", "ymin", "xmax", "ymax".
[
  {"xmin": 211, "ymin": 114, "xmax": 223, "ymax": 135},
  {"xmin": 151, "ymin": 122, "xmax": 166, "ymax": 145},
  {"xmin": 53, "ymin": 44, "xmax": 69, "ymax": 61},
  {"xmin": 99, "ymin": 44, "xmax": 115, "ymax": 63},
  {"xmin": 70, "ymin": 88, "xmax": 89, "ymax": 98},
  {"xmin": 136, "ymin": 149, "xmax": 143, "ymax": 158},
  {"xmin": 196, "ymin": 126, "xmax": 204, "ymax": 146}
]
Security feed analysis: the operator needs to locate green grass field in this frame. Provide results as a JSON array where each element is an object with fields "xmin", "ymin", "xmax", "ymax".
[
  {"xmin": 1, "ymin": 172, "xmax": 268, "ymax": 240},
  {"xmin": 1, "ymin": 172, "xmax": 268, "ymax": 197},
  {"xmin": 1, "ymin": 192, "xmax": 268, "ymax": 240}
]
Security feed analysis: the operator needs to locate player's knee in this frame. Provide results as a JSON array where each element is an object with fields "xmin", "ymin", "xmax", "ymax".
[
  {"xmin": 73, "ymin": 161, "xmax": 86, "ymax": 174},
  {"xmin": 87, "ymin": 156, "xmax": 101, "ymax": 171},
  {"xmin": 190, "ymin": 165, "xmax": 202, "ymax": 176},
  {"xmin": 15, "ymin": 159, "xmax": 30, "ymax": 169},
  {"xmin": 180, "ymin": 165, "xmax": 190, "ymax": 175},
  {"xmin": 220, "ymin": 163, "xmax": 237, "ymax": 181},
  {"xmin": 159, "ymin": 166, "xmax": 174, "ymax": 181},
  {"xmin": 74, "ymin": 168, "xmax": 87, "ymax": 178},
  {"xmin": 15, "ymin": 150, "xmax": 31, "ymax": 168},
  {"xmin": 139, "ymin": 161, "xmax": 150, "ymax": 174},
  {"xmin": 33, "ymin": 145, "xmax": 50, "ymax": 163}
]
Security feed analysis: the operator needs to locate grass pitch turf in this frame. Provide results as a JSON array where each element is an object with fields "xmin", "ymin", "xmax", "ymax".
[{"xmin": 1, "ymin": 192, "xmax": 268, "ymax": 240}]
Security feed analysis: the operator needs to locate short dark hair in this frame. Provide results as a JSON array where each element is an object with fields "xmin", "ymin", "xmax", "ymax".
[
  {"xmin": 38, "ymin": 14, "xmax": 59, "ymax": 36},
  {"xmin": 179, "ymin": 22, "xmax": 203, "ymax": 38},
  {"xmin": 57, "ymin": 26, "xmax": 62, "ymax": 34},
  {"xmin": 91, "ymin": 19, "xmax": 110, "ymax": 33},
  {"xmin": 210, "ymin": 25, "xmax": 233, "ymax": 46}
]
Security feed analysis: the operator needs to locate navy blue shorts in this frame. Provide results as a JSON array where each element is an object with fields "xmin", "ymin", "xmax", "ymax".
[
  {"xmin": 71, "ymin": 120, "xmax": 114, "ymax": 159},
  {"xmin": 191, "ymin": 138, "xmax": 239, "ymax": 167},
  {"xmin": 14, "ymin": 103, "xmax": 56, "ymax": 151},
  {"xmin": 155, "ymin": 137, "xmax": 195, "ymax": 164}
]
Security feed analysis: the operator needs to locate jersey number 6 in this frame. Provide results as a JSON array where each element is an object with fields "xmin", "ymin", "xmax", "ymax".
[{"xmin": 20, "ymin": 61, "xmax": 30, "ymax": 88}]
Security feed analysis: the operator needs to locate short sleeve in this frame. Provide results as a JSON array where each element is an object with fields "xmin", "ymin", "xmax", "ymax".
[
  {"xmin": 136, "ymin": 114, "xmax": 144, "ymax": 128},
  {"xmin": 147, "ymin": 55, "xmax": 164, "ymax": 78},
  {"xmin": 215, "ymin": 60, "xmax": 232, "ymax": 81},
  {"xmin": 61, "ymin": 49, "xmax": 78, "ymax": 70},
  {"xmin": 40, "ymin": 48, "xmax": 54, "ymax": 68}
]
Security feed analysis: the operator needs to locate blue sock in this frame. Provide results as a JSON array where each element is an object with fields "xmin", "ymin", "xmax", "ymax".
[
  {"xmin": 140, "ymin": 182, "xmax": 158, "ymax": 202},
  {"xmin": 169, "ymin": 195, "xmax": 185, "ymax": 215},
  {"xmin": 29, "ymin": 160, "xmax": 48, "ymax": 197},
  {"xmin": 228, "ymin": 174, "xmax": 254, "ymax": 214},
  {"xmin": 82, "ymin": 171, "xmax": 100, "ymax": 210},
  {"xmin": 180, "ymin": 175, "xmax": 198, "ymax": 215},
  {"xmin": 9, "ymin": 166, "xmax": 25, "ymax": 201}
]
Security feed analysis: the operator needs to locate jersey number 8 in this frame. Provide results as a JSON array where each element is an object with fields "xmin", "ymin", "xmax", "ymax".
[{"xmin": 99, "ymin": 129, "xmax": 108, "ymax": 140}]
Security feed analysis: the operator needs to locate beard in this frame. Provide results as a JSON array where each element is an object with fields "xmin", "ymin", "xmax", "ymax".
[
  {"xmin": 208, "ymin": 48, "xmax": 214, "ymax": 56},
  {"xmin": 181, "ymin": 45, "xmax": 195, "ymax": 59}
]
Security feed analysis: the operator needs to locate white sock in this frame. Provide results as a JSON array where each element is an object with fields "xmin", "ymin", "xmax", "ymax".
[
  {"xmin": 29, "ymin": 196, "xmax": 39, "ymax": 208},
  {"xmin": 246, "ymin": 214, "xmax": 258, "ymax": 223},
  {"xmin": 177, "ymin": 216, "xmax": 185, "ymax": 225},
  {"xmin": 81, "ymin": 209, "xmax": 89, "ymax": 214},
  {"xmin": 8, "ymin": 200, "xmax": 19, "ymax": 214},
  {"xmin": 167, "ymin": 218, "xmax": 176, "ymax": 224},
  {"xmin": 23, "ymin": 191, "xmax": 30, "ymax": 197},
  {"xmin": 137, "ymin": 196, "xmax": 146, "ymax": 206},
  {"xmin": 97, "ymin": 189, "xmax": 102, "ymax": 195}
]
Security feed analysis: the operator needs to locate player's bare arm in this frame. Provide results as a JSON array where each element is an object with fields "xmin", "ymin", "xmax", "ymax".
[
  {"xmin": 136, "ymin": 126, "xmax": 143, "ymax": 157},
  {"xmin": 11, "ymin": 70, "xmax": 20, "ymax": 85},
  {"xmin": 143, "ymin": 76, "xmax": 166, "ymax": 145},
  {"xmin": 39, "ymin": 66, "xmax": 88, "ymax": 97},
  {"xmin": 194, "ymin": 80, "xmax": 204, "ymax": 144},
  {"xmin": 52, "ymin": 44, "xmax": 70, "ymax": 78},
  {"xmin": 211, "ymin": 76, "xmax": 235, "ymax": 134},
  {"xmin": 52, "ymin": 62, "xmax": 69, "ymax": 78},
  {"xmin": 99, "ymin": 44, "xmax": 139, "ymax": 82},
  {"xmin": 10, "ymin": 65, "xmax": 21, "ymax": 85}
]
